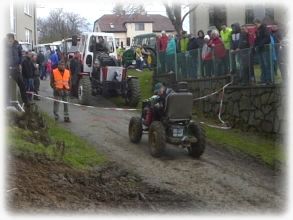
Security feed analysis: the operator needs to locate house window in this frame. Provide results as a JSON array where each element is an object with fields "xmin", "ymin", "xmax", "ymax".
[
  {"xmin": 24, "ymin": 1, "xmax": 32, "ymax": 16},
  {"xmin": 209, "ymin": 6, "xmax": 226, "ymax": 30},
  {"xmin": 25, "ymin": 29, "xmax": 32, "ymax": 43},
  {"xmin": 245, "ymin": 6, "xmax": 254, "ymax": 24},
  {"xmin": 265, "ymin": 8, "xmax": 274, "ymax": 20},
  {"xmin": 135, "ymin": 23, "xmax": 145, "ymax": 31},
  {"xmin": 115, "ymin": 38, "xmax": 120, "ymax": 47},
  {"xmin": 126, "ymin": 37, "xmax": 131, "ymax": 46}
]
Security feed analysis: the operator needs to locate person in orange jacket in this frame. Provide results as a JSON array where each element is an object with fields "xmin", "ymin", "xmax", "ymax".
[{"xmin": 50, "ymin": 60, "xmax": 71, "ymax": 122}]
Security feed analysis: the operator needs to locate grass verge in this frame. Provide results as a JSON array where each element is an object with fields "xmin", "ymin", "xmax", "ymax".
[
  {"xmin": 8, "ymin": 113, "xmax": 106, "ymax": 170},
  {"xmin": 202, "ymin": 122, "xmax": 284, "ymax": 167}
]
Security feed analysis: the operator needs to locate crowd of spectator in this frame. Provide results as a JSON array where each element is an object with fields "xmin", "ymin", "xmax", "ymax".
[
  {"xmin": 156, "ymin": 19, "xmax": 287, "ymax": 85},
  {"xmin": 6, "ymin": 32, "xmax": 66, "ymax": 107}
]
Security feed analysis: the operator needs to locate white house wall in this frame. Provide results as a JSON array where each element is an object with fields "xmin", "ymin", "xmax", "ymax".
[
  {"xmin": 226, "ymin": 5, "xmax": 245, "ymax": 27},
  {"xmin": 190, "ymin": 3, "xmax": 286, "ymax": 35},
  {"xmin": 125, "ymin": 23, "xmax": 153, "ymax": 39}
]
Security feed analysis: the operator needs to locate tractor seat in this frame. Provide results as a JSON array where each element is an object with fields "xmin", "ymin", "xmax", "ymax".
[{"xmin": 165, "ymin": 92, "xmax": 193, "ymax": 121}]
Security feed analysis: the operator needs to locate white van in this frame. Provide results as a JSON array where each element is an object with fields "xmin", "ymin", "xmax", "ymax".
[
  {"xmin": 19, "ymin": 41, "xmax": 32, "ymax": 54},
  {"xmin": 78, "ymin": 32, "xmax": 117, "ymax": 73}
]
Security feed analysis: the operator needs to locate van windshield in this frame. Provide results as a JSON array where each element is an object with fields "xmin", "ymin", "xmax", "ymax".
[
  {"xmin": 90, "ymin": 36, "xmax": 115, "ymax": 53},
  {"xmin": 20, "ymin": 43, "xmax": 32, "ymax": 52}
]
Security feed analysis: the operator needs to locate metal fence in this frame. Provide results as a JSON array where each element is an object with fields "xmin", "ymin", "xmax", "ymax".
[{"xmin": 156, "ymin": 43, "xmax": 285, "ymax": 85}]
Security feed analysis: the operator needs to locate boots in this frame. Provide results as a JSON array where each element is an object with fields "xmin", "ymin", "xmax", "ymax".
[{"xmin": 64, "ymin": 117, "xmax": 71, "ymax": 123}]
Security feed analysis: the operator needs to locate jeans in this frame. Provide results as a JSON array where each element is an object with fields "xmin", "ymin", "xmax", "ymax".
[
  {"xmin": 203, "ymin": 60, "xmax": 213, "ymax": 77},
  {"xmin": 53, "ymin": 90, "xmax": 70, "ymax": 118},
  {"xmin": 8, "ymin": 67, "xmax": 28, "ymax": 104},
  {"xmin": 258, "ymin": 50, "xmax": 272, "ymax": 83},
  {"xmin": 166, "ymin": 53, "xmax": 175, "ymax": 73},
  {"xmin": 158, "ymin": 52, "xmax": 166, "ymax": 73},
  {"xmin": 214, "ymin": 57, "xmax": 225, "ymax": 76},
  {"xmin": 186, "ymin": 52, "xmax": 198, "ymax": 79},
  {"xmin": 39, "ymin": 65, "xmax": 46, "ymax": 79},
  {"xmin": 24, "ymin": 78, "xmax": 34, "ymax": 101},
  {"xmin": 136, "ymin": 58, "xmax": 143, "ymax": 70}
]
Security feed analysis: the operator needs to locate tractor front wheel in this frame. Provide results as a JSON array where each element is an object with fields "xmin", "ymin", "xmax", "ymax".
[
  {"xmin": 78, "ymin": 77, "xmax": 92, "ymax": 105},
  {"xmin": 129, "ymin": 117, "xmax": 143, "ymax": 143},
  {"xmin": 125, "ymin": 78, "xmax": 140, "ymax": 107},
  {"xmin": 148, "ymin": 121, "xmax": 166, "ymax": 157}
]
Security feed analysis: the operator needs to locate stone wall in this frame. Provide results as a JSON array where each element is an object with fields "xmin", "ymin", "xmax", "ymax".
[{"xmin": 154, "ymin": 74, "xmax": 286, "ymax": 134}]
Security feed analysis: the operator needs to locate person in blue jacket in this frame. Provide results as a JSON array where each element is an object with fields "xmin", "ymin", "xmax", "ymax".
[
  {"xmin": 49, "ymin": 48, "xmax": 59, "ymax": 70},
  {"xmin": 166, "ymin": 35, "xmax": 177, "ymax": 73}
]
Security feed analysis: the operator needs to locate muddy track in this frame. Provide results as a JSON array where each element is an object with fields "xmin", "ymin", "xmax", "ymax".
[{"xmin": 36, "ymin": 80, "xmax": 285, "ymax": 214}]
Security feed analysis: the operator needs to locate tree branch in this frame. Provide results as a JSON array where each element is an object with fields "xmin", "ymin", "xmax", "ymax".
[{"xmin": 181, "ymin": 4, "xmax": 199, "ymax": 24}]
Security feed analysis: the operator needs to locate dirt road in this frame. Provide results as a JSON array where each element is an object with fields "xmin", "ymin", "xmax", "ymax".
[{"xmin": 36, "ymin": 80, "xmax": 285, "ymax": 214}]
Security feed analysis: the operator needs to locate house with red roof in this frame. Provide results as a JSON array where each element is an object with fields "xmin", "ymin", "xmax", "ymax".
[{"xmin": 93, "ymin": 14, "xmax": 175, "ymax": 48}]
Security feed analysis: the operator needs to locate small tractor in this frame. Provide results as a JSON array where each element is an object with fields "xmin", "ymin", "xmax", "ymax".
[
  {"xmin": 76, "ymin": 32, "xmax": 141, "ymax": 107},
  {"xmin": 128, "ymin": 88, "xmax": 205, "ymax": 158}
]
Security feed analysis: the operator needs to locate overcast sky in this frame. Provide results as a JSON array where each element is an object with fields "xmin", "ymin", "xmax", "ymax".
[{"xmin": 36, "ymin": 0, "xmax": 190, "ymax": 32}]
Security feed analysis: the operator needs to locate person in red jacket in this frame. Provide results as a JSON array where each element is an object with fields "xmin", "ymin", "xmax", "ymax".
[
  {"xmin": 158, "ymin": 31, "xmax": 168, "ymax": 73},
  {"xmin": 209, "ymin": 29, "xmax": 226, "ymax": 76},
  {"xmin": 159, "ymin": 30, "xmax": 168, "ymax": 52}
]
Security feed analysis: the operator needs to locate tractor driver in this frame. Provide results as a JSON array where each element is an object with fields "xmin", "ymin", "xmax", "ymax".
[
  {"xmin": 153, "ymin": 82, "xmax": 174, "ymax": 109},
  {"xmin": 96, "ymin": 36, "xmax": 109, "ymax": 53},
  {"xmin": 143, "ymin": 82, "xmax": 174, "ymax": 123}
]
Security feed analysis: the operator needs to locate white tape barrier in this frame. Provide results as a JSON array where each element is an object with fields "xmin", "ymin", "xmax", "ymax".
[
  {"xmin": 27, "ymin": 81, "xmax": 232, "ymax": 129},
  {"xmin": 26, "ymin": 92, "xmax": 139, "ymax": 111},
  {"xmin": 193, "ymin": 81, "xmax": 233, "ymax": 130},
  {"xmin": 9, "ymin": 100, "xmax": 25, "ymax": 112}
]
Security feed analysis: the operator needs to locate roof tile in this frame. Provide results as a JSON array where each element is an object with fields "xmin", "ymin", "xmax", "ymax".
[{"xmin": 95, "ymin": 14, "xmax": 175, "ymax": 32}]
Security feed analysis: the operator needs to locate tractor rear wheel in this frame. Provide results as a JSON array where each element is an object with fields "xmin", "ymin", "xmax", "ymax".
[
  {"xmin": 187, "ymin": 123, "xmax": 206, "ymax": 158},
  {"xmin": 129, "ymin": 117, "xmax": 143, "ymax": 143},
  {"xmin": 78, "ymin": 77, "xmax": 92, "ymax": 105},
  {"xmin": 125, "ymin": 78, "xmax": 140, "ymax": 107},
  {"xmin": 148, "ymin": 121, "xmax": 166, "ymax": 157}
]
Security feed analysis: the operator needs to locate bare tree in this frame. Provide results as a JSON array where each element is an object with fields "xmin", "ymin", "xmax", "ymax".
[
  {"xmin": 112, "ymin": 3, "xmax": 146, "ymax": 15},
  {"xmin": 164, "ymin": 3, "xmax": 199, "ymax": 36},
  {"xmin": 37, "ymin": 9, "xmax": 90, "ymax": 43},
  {"xmin": 112, "ymin": 3, "xmax": 125, "ymax": 15}
]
